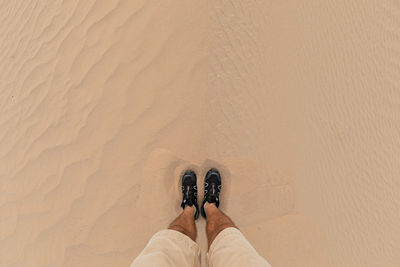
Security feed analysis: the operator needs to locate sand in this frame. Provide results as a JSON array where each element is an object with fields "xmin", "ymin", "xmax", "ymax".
[{"xmin": 1, "ymin": 0, "xmax": 400, "ymax": 266}]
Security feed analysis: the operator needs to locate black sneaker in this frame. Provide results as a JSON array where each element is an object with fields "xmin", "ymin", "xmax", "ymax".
[
  {"xmin": 181, "ymin": 170, "xmax": 199, "ymax": 220},
  {"xmin": 200, "ymin": 168, "xmax": 221, "ymax": 218}
]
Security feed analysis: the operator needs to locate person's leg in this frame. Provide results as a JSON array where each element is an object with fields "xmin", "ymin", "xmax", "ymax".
[
  {"xmin": 169, "ymin": 206, "xmax": 197, "ymax": 241},
  {"xmin": 201, "ymin": 169, "xmax": 271, "ymax": 267},
  {"xmin": 131, "ymin": 171, "xmax": 201, "ymax": 267},
  {"xmin": 204, "ymin": 202, "xmax": 235, "ymax": 248}
]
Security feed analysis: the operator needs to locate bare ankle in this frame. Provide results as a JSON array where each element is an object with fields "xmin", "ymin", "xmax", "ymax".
[
  {"xmin": 205, "ymin": 206, "xmax": 236, "ymax": 249},
  {"xmin": 204, "ymin": 202, "xmax": 218, "ymax": 214},
  {"xmin": 183, "ymin": 205, "xmax": 195, "ymax": 215},
  {"xmin": 168, "ymin": 209, "xmax": 197, "ymax": 241}
]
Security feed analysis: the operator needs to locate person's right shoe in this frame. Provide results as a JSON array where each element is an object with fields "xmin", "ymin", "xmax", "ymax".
[{"xmin": 200, "ymin": 168, "xmax": 222, "ymax": 219}]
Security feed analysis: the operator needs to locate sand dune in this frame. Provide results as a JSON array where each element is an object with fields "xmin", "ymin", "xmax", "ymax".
[{"xmin": 1, "ymin": 0, "xmax": 400, "ymax": 266}]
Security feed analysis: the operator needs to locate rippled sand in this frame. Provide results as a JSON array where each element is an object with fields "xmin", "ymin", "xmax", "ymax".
[{"xmin": 1, "ymin": 1, "xmax": 400, "ymax": 266}]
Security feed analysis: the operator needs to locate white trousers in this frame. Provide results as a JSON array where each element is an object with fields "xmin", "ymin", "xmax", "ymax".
[{"xmin": 131, "ymin": 227, "xmax": 271, "ymax": 267}]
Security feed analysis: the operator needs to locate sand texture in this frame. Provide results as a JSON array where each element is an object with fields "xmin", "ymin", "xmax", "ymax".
[{"xmin": 1, "ymin": 0, "xmax": 400, "ymax": 266}]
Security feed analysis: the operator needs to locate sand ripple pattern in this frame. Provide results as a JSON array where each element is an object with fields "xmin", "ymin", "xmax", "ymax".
[
  {"xmin": 0, "ymin": 1, "xmax": 205, "ymax": 266},
  {"xmin": 1, "ymin": 0, "xmax": 400, "ymax": 267}
]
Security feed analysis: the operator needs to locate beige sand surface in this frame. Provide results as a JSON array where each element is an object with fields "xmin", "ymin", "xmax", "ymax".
[{"xmin": 1, "ymin": 0, "xmax": 400, "ymax": 266}]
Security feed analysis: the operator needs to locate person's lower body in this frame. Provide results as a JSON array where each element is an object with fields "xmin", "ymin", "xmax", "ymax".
[{"xmin": 131, "ymin": 169, "xmax": 271, "ymax": 267}]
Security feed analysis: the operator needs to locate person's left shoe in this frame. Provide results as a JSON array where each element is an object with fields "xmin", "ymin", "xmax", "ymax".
[{"xmin": 181, "ymin": 170, "xmax": 199, "ymax": 220}]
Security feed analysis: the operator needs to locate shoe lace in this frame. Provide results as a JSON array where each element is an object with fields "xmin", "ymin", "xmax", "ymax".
[
  {"xmin": 183, "ymin": 185, "xmax": 196, "ymax": 206},
  {"xmin": 206, "ymin": 183, "xmax": 220, "ymax": 203}
]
